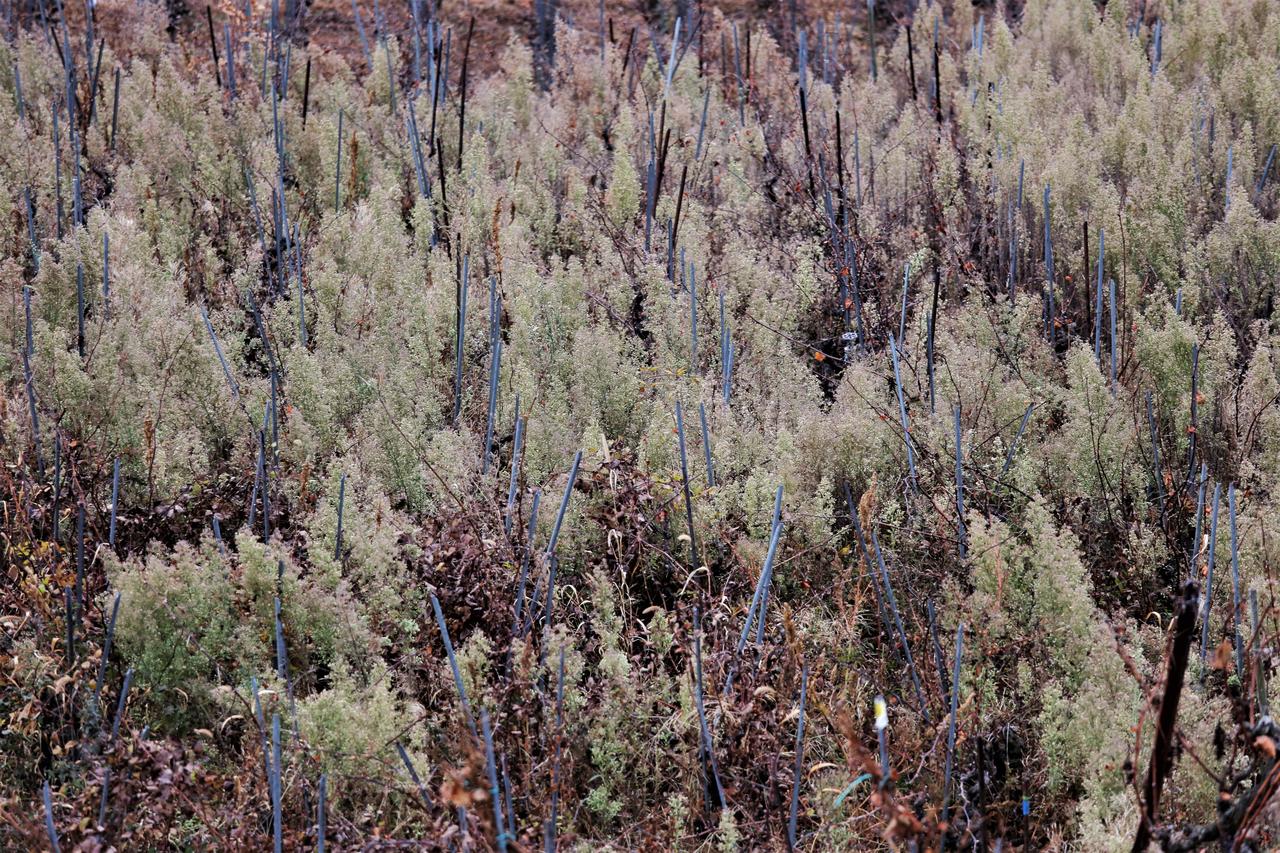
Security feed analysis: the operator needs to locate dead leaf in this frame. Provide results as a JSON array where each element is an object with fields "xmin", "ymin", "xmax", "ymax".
[{"xmin": 1211, "ymin": 639, "xmax": 1233, "ymax": 671}]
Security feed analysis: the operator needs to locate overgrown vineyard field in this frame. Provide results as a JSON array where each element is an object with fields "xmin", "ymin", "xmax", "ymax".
[{"xmin": 2, "ymin": 0, "xmax": 1279, "ymax": 848}]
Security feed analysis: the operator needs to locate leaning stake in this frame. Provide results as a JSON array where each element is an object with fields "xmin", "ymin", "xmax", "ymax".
[
  {"xmin": 1229, "ymin": 484, "xmax": 1243, "ymax": 675},
  {"xmin": 675, "ymin": 402, "xmax": 698, "ymax": 572},
  {"xmin": 941, "ymin": 623, "xmax": 964, "ymax": 828},
  {"xmin": 431, "ymin": 591, "xmax": 479, "ymax": 739},
  {"xmin": 43, "ymin": 781, "xmax": 61, "ymax": 853},
  {"xmin": 1133, "ymin": 581, "xmax": 1198, "ymax": 852},
  {"xmin": 481, "ymin": 710, "xmax": 508, "ymax": 852},
  {"xmin": 693, "ymin": 607, "xmax": 725, "ymax": 810},
  {"xmin": 544, "ymin": 450, "xmax": 582, "ymax": 561},
  {"xmin": 872, "ymin": 529, "xmax": 929, "ymax": 721},
  {"xmin": 1199, "ymin": 482, "xmax": 1223, "ymax": 663},
  {"xmin": 787, "ymin": 663, "xmax": 809, "ymax": 850}
]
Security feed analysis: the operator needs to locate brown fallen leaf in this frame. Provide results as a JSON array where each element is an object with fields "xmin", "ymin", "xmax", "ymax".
[{"xmin": 1211, "ymin": 639, "xmax": 1234, "ymax": 671}]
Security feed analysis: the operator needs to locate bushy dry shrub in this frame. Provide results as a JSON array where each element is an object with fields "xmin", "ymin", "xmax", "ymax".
[{"xmin": 4, "ymin": 0, "xmax": 1280, "ymax": 850}]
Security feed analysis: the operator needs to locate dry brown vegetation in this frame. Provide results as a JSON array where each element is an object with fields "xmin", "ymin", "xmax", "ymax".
[{"xmin": 3, "ymin": 0, "xmax": 1280, "ymax": 849}]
